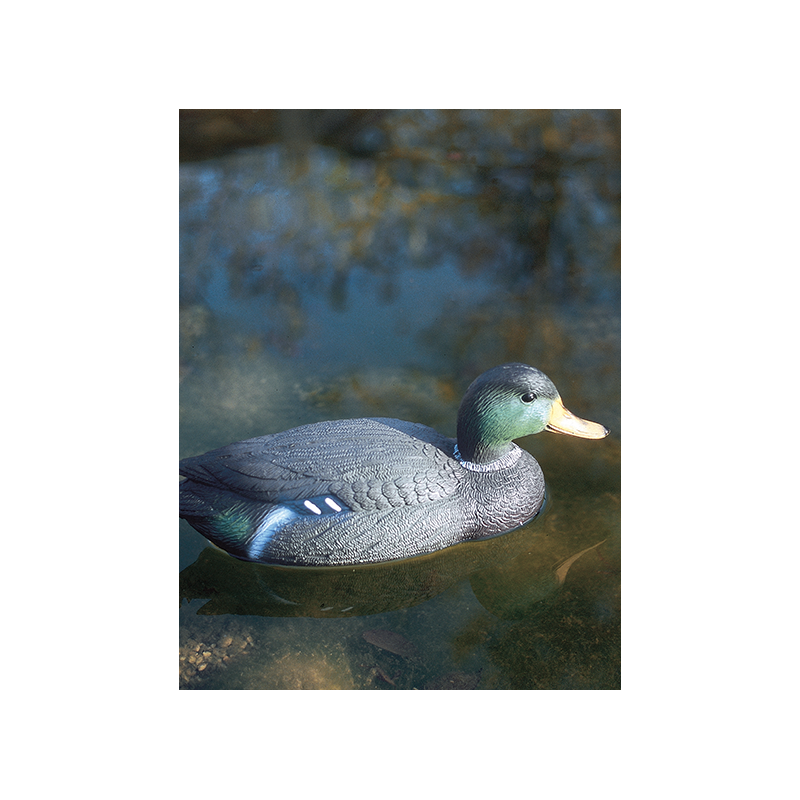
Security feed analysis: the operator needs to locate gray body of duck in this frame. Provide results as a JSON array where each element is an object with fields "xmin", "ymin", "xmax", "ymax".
[{"xmin": 179, "ymin": 363, "xmax": 608, "ymax": 566}]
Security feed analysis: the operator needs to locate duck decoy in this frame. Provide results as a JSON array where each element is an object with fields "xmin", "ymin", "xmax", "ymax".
[{"xmin": 179, "ymin": 363, "xmax": 608, "ymax": 566}]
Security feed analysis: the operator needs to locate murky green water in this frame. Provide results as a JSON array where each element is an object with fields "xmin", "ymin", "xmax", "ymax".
[{"xmin": 179, "ymin": 110, "xmax": 620, "ymax": 690}]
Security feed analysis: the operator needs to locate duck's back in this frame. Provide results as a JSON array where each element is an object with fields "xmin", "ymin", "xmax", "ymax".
[{"xmin": 179, "ymin": 417, "xmax": 545, "ymax": 566}]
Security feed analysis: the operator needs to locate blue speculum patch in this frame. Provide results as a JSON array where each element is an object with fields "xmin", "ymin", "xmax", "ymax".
[{"xmin": 245, "ymin": 495, "xmax": 350, "ymax": 560}]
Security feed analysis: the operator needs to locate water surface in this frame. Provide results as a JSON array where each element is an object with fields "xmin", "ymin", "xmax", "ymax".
[{"xmin": 179, "ymin": 110, "xmax": 620, "ymax": 689}]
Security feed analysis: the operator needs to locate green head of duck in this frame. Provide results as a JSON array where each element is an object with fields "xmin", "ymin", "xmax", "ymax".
[{"xmin": 456, "ymin": 363, "xmax": 608, "ymax": 465}]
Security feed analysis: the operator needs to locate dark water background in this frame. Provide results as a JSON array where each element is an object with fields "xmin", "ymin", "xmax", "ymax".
[{"xmin": 179, "ymin": 109, "xmax": 620, "ymax": 689}]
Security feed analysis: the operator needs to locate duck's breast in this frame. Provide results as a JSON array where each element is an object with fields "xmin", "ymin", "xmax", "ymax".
[{"xmin": 457, "ymin": 448, "xmax": 546, "ymax": 537}]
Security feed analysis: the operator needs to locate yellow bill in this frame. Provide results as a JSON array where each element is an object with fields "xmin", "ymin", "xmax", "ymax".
[{"xmin": 547, "ymin": 396, "xmax": 609, "ymax": 439}]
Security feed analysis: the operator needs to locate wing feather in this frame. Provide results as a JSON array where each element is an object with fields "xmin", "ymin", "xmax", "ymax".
[{"xmin": 179, "ymin": 417, "xmax": 460, "ymax": 509}]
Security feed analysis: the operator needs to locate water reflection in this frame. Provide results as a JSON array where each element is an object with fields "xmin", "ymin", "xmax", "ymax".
[
  {"xmin": 180, "ymin": 509, "xmax": 553, "ymax": 618},
  {"xmin": 470, "ymin": 539, "xmax": 606, "ymax": 620},
  {"xmin": 180, "ymin": 503, "xmax": 611, "ymax": 624},
  {"xmin": 180, "ymin": 110, "xmax": 619, "ymax": 374}
]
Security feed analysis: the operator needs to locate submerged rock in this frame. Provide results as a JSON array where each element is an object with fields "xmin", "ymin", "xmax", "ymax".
[{"xmin": 179, "ymin": 627, "xmax": 254, "ymax": 688}]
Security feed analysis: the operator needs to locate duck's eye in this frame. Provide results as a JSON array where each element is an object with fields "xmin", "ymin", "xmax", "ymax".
[{"xmin": 521, "ymin": 392, "xmax": 537, "ymax": 403}]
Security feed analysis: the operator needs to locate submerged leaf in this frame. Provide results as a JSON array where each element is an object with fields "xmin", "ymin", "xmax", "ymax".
[
  {"xmin": 554, "ymin": 540, "xmax": 606, "ymax": 585},
  {"xmin": 362, "ymin": 629, "xmax": 419, "ymax": 659}
]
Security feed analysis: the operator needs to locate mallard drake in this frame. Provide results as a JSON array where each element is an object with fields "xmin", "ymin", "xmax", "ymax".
[{"xmin": 179, "ymin": 363, "xmax": 608, "ymax": 566}]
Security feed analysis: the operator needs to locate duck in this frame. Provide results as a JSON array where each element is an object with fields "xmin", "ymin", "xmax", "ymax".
[{"xmin": 179, "ymin": 363, "xmax": 608, "ymax": 567}]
